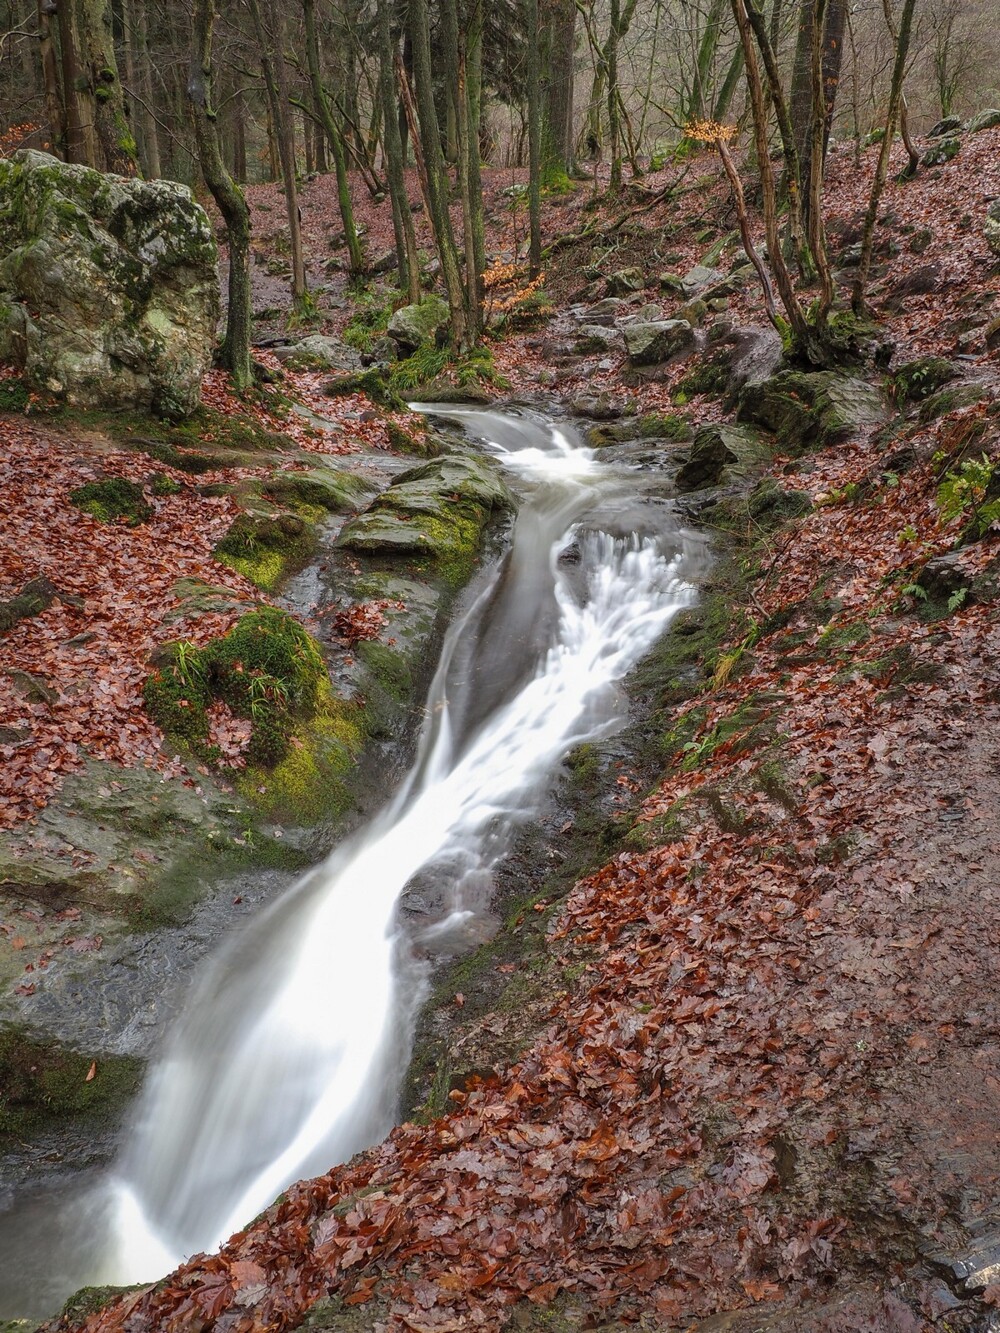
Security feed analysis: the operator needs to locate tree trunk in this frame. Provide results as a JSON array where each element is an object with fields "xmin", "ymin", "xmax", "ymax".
[
  {"xmin": 409, "ymin": 0, "xmax": 468, "ymax": 348},
  {"xmin": 248, "ymin": 0, "xmax": 308, "ymax": 310},
  {"xmin": 525, "ymin": 0, "xmax": 542, "ymax": 275},
  {"xmin": 76, "ymin": 0, "xmax": 138, "ymax": 173},
  {"xmin": 37, "ymin": 0, "xmax": 65, "ymax": 158},
  {"xmin": 58, "ymin": 0, "xmax": 92, "ymax": 164},
  {"xmin": 188, "ymin": 0, "xmax": 253, "ymax": 390},
  {"xmin": 541, "ymin": 0, "xmax": 576, "ymax": 182},
  {"xmin": 378, "ymin": 0, "xmax": 421, "ymax": 298},
  {"xmin": 852, "ymin": 0, "xmax": 918, "ymax": 312},
  {"xmin": 302, "ymin": 0, "xmax": 363, "ymax": 278}
]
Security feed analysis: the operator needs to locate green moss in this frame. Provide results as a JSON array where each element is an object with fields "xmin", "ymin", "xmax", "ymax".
[
  {"xmin": 356, "ymin": 640, "xmax": 413, "ymax": 703},
  {"xmin": 0, "ymin": 377, "xmax": 30, "ymax": 412},
  {"xmin": 213, "ymin": 512, "xmax": 317, "ymax": 591},
  {"xmin": 69, "ymin": 477, "xmax": 152, "ymax": 526},
  {"xmin": 0, "ymin": 1024, "xmax": 143, "ymax": 1143},
  {"xmin": 674, "ymin": 355, "xmax": 728, "ymax": 398},
  {"xmin": 386, "ymin": 419, "xmax": 437, "ymax": 456},
  {"xmin": 636, "ymin": 411, "xmax": 693, "ymax": 440},
  {"xmin": 144, "ymin": 606, "xmax": 327, "ymax": 776},
  {"xmin": 238, "ymin": 683, "xmax": 365, "ymax": 824},
  {"xmin": 324, "ymin": 369, "xmax": 407, "ymax": 411},
  {"xmin": 150, "ymin": 472, "xmax": 182, "ymax": 496},
  {"xmin": 893, "ymin": 356, "xmax": 956, "ymax": 402}
]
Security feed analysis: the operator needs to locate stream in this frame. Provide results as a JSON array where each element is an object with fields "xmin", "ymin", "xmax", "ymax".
[{"xmin": 0, "ymin": 407, "xmax": 709, "ymax": 1318}]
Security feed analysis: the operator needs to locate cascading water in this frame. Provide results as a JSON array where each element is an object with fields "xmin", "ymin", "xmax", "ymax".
[{"xmin": 0, "ymin": 409, "xmax": 709, "ymax": 1317}]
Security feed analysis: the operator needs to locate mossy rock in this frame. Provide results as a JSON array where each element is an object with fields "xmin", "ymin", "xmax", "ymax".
[
  {"xmin": 69, "ymin": 477, "xmax": 152, "ymax": 525},
  {"xmin": 737, "ymin": 369, "xmax": 888, "ymax": 452},
  {"xmin": 893, "ymin": 356, "xmax": 957, "ymax": 402},
  {"xmin": 144, "ymin": 606, "xmax": 326, "ymax": 772},
  {"xmin": 0, "ymin": 1023, "xmax": 143, "ymax": 1143},
  {"xmin": 57, "ymin": 1286, "xmax": 149, "ymax": 1324},
  {"xmin": 917, "ymin": 382, "xmax": 988, "ymax": 424},
  {"xmin": 922, "ymin": 136, "xmax": 961, "ymax": 167},
  {"xmin": 675, "ymin": 424, "xmax": 766, "ymax": 492},
  {"xmin": 324, "ymin": 368, "xmax": 406, "ymax": 411},
  {"xmin": 588, "ymin": 412, "xmax": 693, "ymax": 447},
  {"xmin": 262, "ymin": 466, "xmax": 371, "ymax": 513},
  {"xmin": 385, "ymin": 419, "xmax": 440, "ymax": 456},
  {"xmin": 213, "ymin": 511, "xmax": 318, "ymax": 590},
  {"xmin": 337, "ymin": 454, "xmax": 515, "ymax": 583}
]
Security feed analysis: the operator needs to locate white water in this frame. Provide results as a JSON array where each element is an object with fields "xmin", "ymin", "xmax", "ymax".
[{"xmin": 0, "ymin": 409, "xmax": 708, "ymax": 1311}]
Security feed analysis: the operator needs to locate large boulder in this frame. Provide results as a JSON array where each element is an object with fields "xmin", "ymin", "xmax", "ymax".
[
  {"xmin": 274, "ymin": 335, "xmax": 362, "ymax": 374},
  {"xmin": 675, "ymin": 423, "xmax": 763, "ymax": 492},
  {"xmin": 985, "ymin": 200, "xmax": 1000, "ymax": 258},
  {"xmin": 623, "ymin": 319, "xmax": 696, "ymax": 366},
  {"xmin": 0, "ymin": 150, "xmax": 218, "ymax": 416},
  {"xmin": 337, "ymin": 454, "xmax": 515, "ymax": 576},
  {"xmin": 968, "ymin": 109, "xmax": 1000, "ymax": 133},
  {"xmin": 738, "ymin": 369, "xmax": 887, "ymax": 451},
  {"xmin": 387, "ymin": 296, "xmax": 450, "ymax": 353}
]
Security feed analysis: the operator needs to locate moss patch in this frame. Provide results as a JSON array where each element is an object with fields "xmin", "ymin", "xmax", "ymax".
[
  {"xmin": 69, "ymin": 477, "xmax": 152, "ymax": 526},
  {"xmin": 0, "ymin": 1024, "xmax": 143, "ymax": 1143},
  {"xmin": 213, "ymin": 512, "xmax": 318, "ymax": 591},
  {"xmin": 144, "ymin": 606, "xmax": 326, "ymax": 771}
]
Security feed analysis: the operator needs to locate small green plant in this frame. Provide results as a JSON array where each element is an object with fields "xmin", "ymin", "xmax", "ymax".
[
  {"xmin": 947, "ymin": 587, "xmax": 967, "ymax": 613},
  {"xmin": 937, "ymin": 453, "xmax": 1000, "ymax": 535},
  {"xmin": 897, "ymin": 524, "xmax": 919, "ymax": 544}
]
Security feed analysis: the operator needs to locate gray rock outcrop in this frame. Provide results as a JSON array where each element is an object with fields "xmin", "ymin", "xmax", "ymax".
[
  {"xmin": 623, "ymin": 319, "xmax": 696, "ymax": 366},
  {"xmin": 0, "ymin": 150, "xmax": 219, "ymax": 417}
]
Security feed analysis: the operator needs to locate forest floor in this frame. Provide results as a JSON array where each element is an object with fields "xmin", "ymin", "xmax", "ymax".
[{"xmin": 4, "ymin": 127, "xmax": 1000, "ymax": 1332}]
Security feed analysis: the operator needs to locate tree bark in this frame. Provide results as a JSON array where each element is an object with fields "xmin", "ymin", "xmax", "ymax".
[
  {"xmin": 248, "ymin": 0, "xmax": 308, "ymax": 310},
  {"xmin": 76, "ymin": 0, "xmax": 138, "ymax": 173},
  {"xmin": 36, "ymin": 0, "xmax": 65, "ymax": 158},
  {"xmin": 303, "ymin": 0, "xmax": 364, "ymax": 279},
  {"xmin": 378, "ymin": 0, "xmax": 420, "ymax": 299},
  {"xmin": 188, "ymin": 0, "xmax": 253, "ymax": 390}
]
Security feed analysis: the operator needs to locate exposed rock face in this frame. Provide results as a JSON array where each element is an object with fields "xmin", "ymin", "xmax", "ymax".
[
  {"xmin": 0, "ymin": 150, "xmax": 219, "ymax": 417},
  {"xmin": 387, "ymin": 296, "xmax": 450, "ymax": 353},
  {"xmin": 675, "ymin": 424, "xmax": 758, "ymax": 492},
  {"xmin": 623, "ymin": 319, "xmax": 696, "ymax": 366},
  {"xmin": 738, "ymin": 370, "xmax": 887, "ymax": 451},
  {"xmin": 967, "ymin": 109, "xmax": 1000, "ymax": 133}
]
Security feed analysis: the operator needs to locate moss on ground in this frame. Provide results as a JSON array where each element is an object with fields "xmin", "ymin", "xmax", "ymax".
[
  {"xmin": 0, "ymin": 376, "xmax": 30, "ymax": 413},
  {"xmin": 69, "ymin": 478, "xmax": 152, "ymax": 526},
  {"xmin": 144, "ymin": 606, "xmax": 326, "ymax": 771},
  {"xmin": 213, "ymin": 511, "xmax": 318, "ymax": 591},
  {"xmin": 0, "ymin": 1024, "xmax": 143, "ymax": 1143}
]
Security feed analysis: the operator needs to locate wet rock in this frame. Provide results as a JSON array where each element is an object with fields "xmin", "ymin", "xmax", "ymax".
[
  {"xmin": 918, "ymin": 551, "xmax": 974, "ymax": 602},
  {"xmin": 675, "ymin": 424, "xmax": 762, "ymax": 492},
  {"xmin": 738, "ymin": 369, "xmax": 888, "ymax": 451},
  {"xmin": 0, "ymin": 577, "xmax": 60, "ymax": 635},
  {"xmin": 724, "ymin": 325, "xmax": 784, "ymax": 397},
  {"xmin": 892, "ymin": 356, "xmax": 957, "ymax": 401},
  {"xmin": 582, "ymin": 297, "xmax": 626, "ymax": 321},
  {"xmin": 387, "ymin": 295, "xmax": 450, "ymax": 353},
  {"xmin": 568, "ymin": 395, "xmax": 623, "ymax": 420},
  {"xmin": 985, "ymin": 200, "xmax": 1000, "ymax": 258},
  {"xmin": 273, "ymin": 335, "xmax": 362, "ymax": 374},
  {"xmin": 573, "ymin": 325, "xmax": 621, "ymax": 353},
  {"xmin": 337, "ymin": 454, "xmax": 515, "ymax": 575},
  {"xmin": 623, "ymin": 319, "xmax": 696, "ymax": 366},
  {"xmin": 967, "ymin": 108, "xmax": 1000, "ymax": 133},
  {"xmin": 0, "ymin": 150, "xmax": 218, "ymax": 417},
  {"xmin": 681, "ymin": 264, "xmax": 724, "ymax": 297}
]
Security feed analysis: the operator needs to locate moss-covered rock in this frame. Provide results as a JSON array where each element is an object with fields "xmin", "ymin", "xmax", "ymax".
[
  {"xmin": 893, "ymin": 356, "xmax": 957, "ymax": 402},
  {"xmin": 737, "ymin": 369, "xmax": 888, "ymax": 452},
  {"xmin": 386, "ymin": 295, "xmax": 450, "ymax": 353},
  {"xmin": 675, "ymin": 424, "xmax": 766, "ymax": 492},
  {"xmin": 917, "ymin": 382, "xmax": 988, "ymax": 424},
  {"xmin": 622, "ymin": 319, "xmax": 696, "ymax": 366},
  {"xmin": 213, "ymin": 512, "xmax": 318, "ymax": 590},
  {"xmin": 69, "ymin": 477, "xmax": 152, "ymax": 526},
  {"xmin": 323, "ymin": 368, "xmax": 406, "ymax": 411},
  {"xmin": 337, "ymin": 454, "xmax": 515, "ymax": 582},
  {"xmin": 0, "ymin": 1023, "xmax": 143, "ymax": 1143},
  {"xmin": 144, "ymin": 606, "xmax": 326, "ymax": 770},
  {"xmin": 0, "ymin": 150, "xmax": 218, "ymax": 416}
]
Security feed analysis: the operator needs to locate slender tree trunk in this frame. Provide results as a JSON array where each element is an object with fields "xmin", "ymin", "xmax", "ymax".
[
  {"xmin": 133, "ymin": 0, "xmax": 160, "ymax": 176},
  {"xmin": 607, "ymin": 0, "xmax": 622, "ymax": 190},
  {"xmin": 807, "ymin": 0, "xmax": 834, "ymax": 324},
  {"xmin": 852, "ymin": 0, "xmax": 918, "ymax": 312},
  {"xmin": 188, "ymin": 0, "xmax": 253, "ymax": 389},
  {"xmin": 248, "ymin": 0, "xmax": 308, "ymax": 310},
  {"xmin": 525, "ymin": 0, "xmax": 542, "ymax": 275},
  {"xmin": 303, "ymin": 0, "xmax": 363, "ymax": 278},
  {"xmin": 409, "ymin": 0, "xmax": 468, "ymax": 347},
  {"xmin": 378, "ymin": 0, "xmax": 420, "ymax": 298},
  {"xmin": 58, "ymin": 0, "xmax": 91, "ymax": 164}
]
